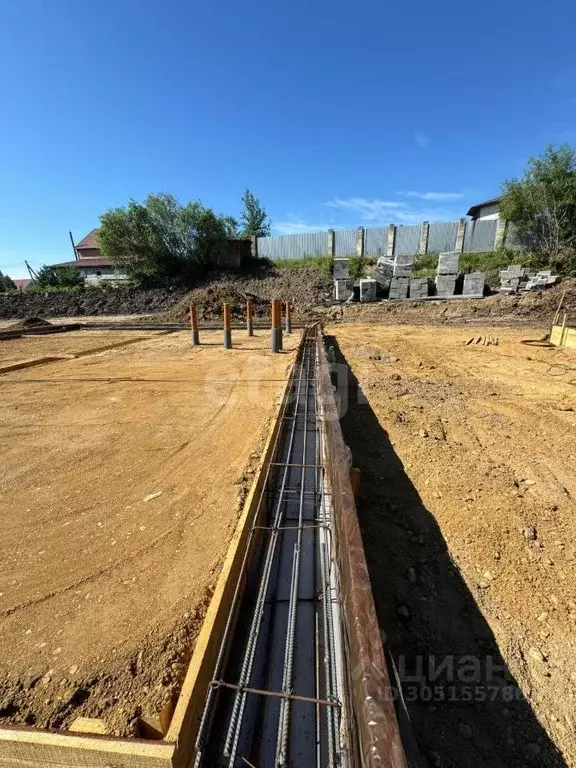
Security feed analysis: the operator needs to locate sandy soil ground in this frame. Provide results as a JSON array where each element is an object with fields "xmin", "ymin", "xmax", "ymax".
[
  {"xmin": 0, "ymin": 329, "xmax": 299, "ymax": 736},
  {"xmin": 328, "ymin": 324, "xmax": 576, "ymax": 768},
  {"xmin": 0, "ymin": 330, "xmax": 159, "ymax": 367}
]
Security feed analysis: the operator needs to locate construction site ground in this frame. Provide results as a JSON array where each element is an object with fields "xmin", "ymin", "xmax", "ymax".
[
  {"xmin": 0, "ymin": 329, "xmax": 299, "ymax": 736},
  {"xmin": 328, "ymin": 323, "xmax": 576, "ymax": 767}
]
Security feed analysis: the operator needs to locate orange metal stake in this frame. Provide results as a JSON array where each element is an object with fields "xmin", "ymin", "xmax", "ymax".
[
  {"xmin": 223, "ymin": 303, "xmax": 232, "ymax": 349},
  {"xmin": 246, "ymin": 299, "xmax": 254, "ymax": 337},
  {"xmin": 271, "ymin": 299, "xmax": 282, "ymax": 352},
  {"xmin": 285, "ymin": 301, "xmax": 292, "ymax": 334},
  {"xmin": 190, "ymin": 304, "xmax": 199, "ymax": 345}
]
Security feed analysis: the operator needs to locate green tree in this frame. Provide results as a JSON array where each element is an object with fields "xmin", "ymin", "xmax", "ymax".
[
  {"xmin": 2, "ymin": 274, "xmax": 16, "ymax": 291},
  {"xmin": 500, "ymin": 144, "xmax": 576, "ymax": 273},
  {"xmin": 99, "ymin": 193, "xmax": 231, "ymax": 283},
  {"xmin": 239, "ymin": 189, "xmax": 271, "ymax": 238},
  {"xmin": 35, "ymin": 265, "xmax": 82, "ymax": 288}
]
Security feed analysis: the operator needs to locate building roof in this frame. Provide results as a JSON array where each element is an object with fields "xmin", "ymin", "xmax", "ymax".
[
  {"xmin": 50, "ymin": 257, "xmax": 113, "ymax": 269},
  {"xmin": 466, "ymin": 197, "xmax": 501, "ymax": 218},
  {"xmin": 75, "ymin": 228, "xmax": 100, "ymax": 250}
]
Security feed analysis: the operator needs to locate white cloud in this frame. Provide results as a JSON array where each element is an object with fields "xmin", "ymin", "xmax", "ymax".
[
  {"xmin": 272, "ymin": 219, "xmax": 335, "ymax": 235},
  {"xmin": 325, "ymin": 197, "xmax": 407, "ymax": 222},
  {"xmin": 323, "ymin": 196, "xmax": 462, "ymax": 225},
  {"xmin": 414, "ymin": 131, "xmax": 430, "ymax": 150},
  {"xmin": 400, "ymin": 191, "xmax": 464, "ymax": 201}
]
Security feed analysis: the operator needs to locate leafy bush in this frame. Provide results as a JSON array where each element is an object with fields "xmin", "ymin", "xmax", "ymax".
[{"xmin": 99, "ymin": 193, "xmax": 232, "ymax": 284}]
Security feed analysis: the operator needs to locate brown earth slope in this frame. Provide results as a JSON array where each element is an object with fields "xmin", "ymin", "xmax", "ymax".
[
  {"xmin": 0, "ymin": 330, "xmax": 299, "ymax": 736},
  {"xmin": 329, "ymin": 324, "xmax": 576, "ymax": 767}
]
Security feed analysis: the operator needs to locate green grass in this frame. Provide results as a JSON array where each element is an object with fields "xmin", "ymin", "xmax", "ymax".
[{"xmin": 271, "ymin": 253, "xmax": 377, "ymax": 279}]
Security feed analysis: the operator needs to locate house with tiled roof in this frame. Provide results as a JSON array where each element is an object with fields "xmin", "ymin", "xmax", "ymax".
[{"xmin": 50, "ymin": 229, "xmax": 129, "ymax": 283}]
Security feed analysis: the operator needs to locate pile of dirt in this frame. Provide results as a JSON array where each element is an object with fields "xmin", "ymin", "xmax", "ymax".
[
  {"xmin": 331, "ymin": 279, "xmax": 576, "ymax": 327},
  {"xmin": 161, "ymin": 267, "xmax": 333, "ymax": 323},
  {"xmin": 7, "ymin": 317, "xmax": 52, "ymax": 330},
  {"xmin": 0, "ymin": 288, "xmax": 185, "ymax": 320}
]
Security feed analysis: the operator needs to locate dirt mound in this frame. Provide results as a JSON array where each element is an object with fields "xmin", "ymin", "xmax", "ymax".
[
  {"xmin": 333, "ymin": 278, "xmax": 576, "ymax": 327},
  {"xmin": 7, "ymin": 316, "xmax": 52, "ymax": 330},
  {"xmin": 162, "ymin": 267, "xmax": 333, "ymax": 323}
]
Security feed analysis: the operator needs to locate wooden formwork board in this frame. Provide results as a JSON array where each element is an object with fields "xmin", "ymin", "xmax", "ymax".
[
  {"xmin": 0, "ymin": 353, "xmax": 296, "ymax": 768},
  {"xmin": 550, "ymin": 323, "xmax": 576, "ymax": 349}
]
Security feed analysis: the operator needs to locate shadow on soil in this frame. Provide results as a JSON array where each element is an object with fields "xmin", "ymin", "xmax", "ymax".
[{"xmin": 326, "ymin": 336, "xmax": 566, "ymax": 768}]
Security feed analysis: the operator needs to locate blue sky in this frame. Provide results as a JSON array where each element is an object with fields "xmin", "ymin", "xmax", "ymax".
[{"xmin": 1, "ymin": 0, "xmax": 575, "ymax": 277}]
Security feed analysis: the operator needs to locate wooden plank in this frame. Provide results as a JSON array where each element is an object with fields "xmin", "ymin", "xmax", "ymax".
[
  {"xmin": 167, "ymin": 348, "xmax": 298, "ymax": 767},
  {"xmin": 0, "ymin": 357, "xmax": 64, "ymax": 374},
  {"xmin": 550, "ymin": 324, "xmax": 576, "ymax": 349},
  {"xmin": 0, "ymin": 727, "xmax": 173, "ymax": 768}
]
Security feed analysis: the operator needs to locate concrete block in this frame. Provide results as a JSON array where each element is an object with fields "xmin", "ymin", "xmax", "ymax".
[
  {"xmin": 436, "ymin": 275, "xmax": 458, "ymax": 296},
  {"xmin": 334, "ymin": 278, "xmax": 354, "ymax": 301},
  {"xmin": 437, "ymin": 251, "xmax": 460, "ymax": 275},
  {"xmin": 389, "ymin": 276, "xmax": 409, "ymax": 300},
  {"xmin": 372, "ymin": 256, "xmax": 394, "ymax": 286},
  {"xmin": 333, "ymin": 258, "xmax": 350, "ymax": 280},
  {"xmin": 463, "ymin": 272, "xmax": 485, "ymax": 295},
  {"xmin": 409, "ymin": 277, "xmax": 430, "ymax": 299},
  {"xmin": 359, "ymin": 278, "xmax": 377, "ymax": 302}
]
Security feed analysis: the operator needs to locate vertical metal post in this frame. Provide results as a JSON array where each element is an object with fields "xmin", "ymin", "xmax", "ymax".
[
  {"xmin": 246, "ymin": 299, "xmax": 254, "ymax": 337},
  {"xmin": 223, "ymin": 303, "xmax": 232, "ymax": 349},
  {"xmin": 271, "ymin": 299, "xmax": 282, "ymax": 353},
  {"xmin": 190, "ymin": 304, "xmax": 199, "ymax": 345},
  {"xmin": 285, "ymin": 301, "xmax": 292, "ymax": 334}
]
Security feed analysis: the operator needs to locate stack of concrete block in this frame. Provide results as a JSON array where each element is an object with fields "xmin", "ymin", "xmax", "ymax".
[
  {"xmin": 437, "ymin": 251, "xmax": 460, "ymax": 275},
  {"xmin": 409, "ymin": 277, "xmax": 429, "ymax": 299},
  {"xmin": 334, "ymin": 279, "xmax": 354, "ymax": 301},
  {"xmin": 436, "ymin": 275, "xmax": 459, "ymax": 297},
  {"xmin": 372, "ymin": 256, "xmax": 394, "ymax": 286},
  {"xmin": 463, "ymin": 272, "xmax": 485, "ymax": 296},
  {"xmin": 333, "ymin": 257, "xmax": 354, "ymax": 301},
  {"xmin": 334, "ymin": 258, "xmax": 350, "ymax": 280},
  {"xmin": 359, "ymin": 278, "xmax": 377, "ymax": 302},
  {"xmin": 435, "ymin": 251, "xmax": 460, "ymax": 297},
  {"xmin": 389, "ymin": 276, "xmax": 410, "ymax": 300},
  {"xmin": 393, "ymin": 253, "xmax": 414, "ymax": 277},
  {"xmin": 498, "ymin": 265, "xmax": 529, "ymax": 293},
  {"xmin": 525, "ymin": 270, "xmax": 560, "ymax": 290}
]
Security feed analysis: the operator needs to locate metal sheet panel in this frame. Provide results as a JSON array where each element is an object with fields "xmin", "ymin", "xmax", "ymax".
[
  {"xmin": 334, "ymin": 228, "xmax": 357, "ymax": 256},
  {"xmin": 257, "ymin": 232, "xmax": 326, "ymax": 260},
  {"xmin": 464, "ymin": 219, "xmax": 498, "ymax": 252},
  {"xmin": 427, "ymin": 222, "xmax": 459, "ymax": 253},
  {"xmin": 393, "ymin": 225, "xmax": 421, "ymax": 256},
  {"xmin": 364, "ymin": 227, "xmax": 388, "ymax": 257}
]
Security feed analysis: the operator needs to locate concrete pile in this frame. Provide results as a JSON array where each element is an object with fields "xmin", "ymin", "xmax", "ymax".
[
  {"xmin": 409, "ymin": 277, "xmax": 429, "ymax": 299},
  {"xmin": 498, "ymin": 265, "xmax": 529, "ymax": 293},
  {"xmin": 499, "ymin": 266, "xmax": 560, "ymax": 294},
  {"xmin": 359, "ymin": 278, "xmax": 377, "ymax": 302},
  {"xmin": 463, "ymin": 272, "xmax": 485, "ymax": 296},
  {"xmin": 372, "ymin": 256, "xmax": 394, "ymax": 286},
  {"xmin": 333, "ymin": 258, "xmax": 354, "ymax": 301},
  {"xmin": 435, "ymin": 251, "xmax": 460, "ymax": 298},
  {"xmin": 388, "ymin": 276, "xmax": 410, "ymax": 300},
  {"xmin": 393, "ymin": 253, "xmax": 414, "ymax": 277}
]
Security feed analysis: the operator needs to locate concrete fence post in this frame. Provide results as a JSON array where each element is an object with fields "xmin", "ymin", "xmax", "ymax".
[
  {"xmin": 455, "ymin": 218, "xmax": 467, "ymax": 253},
  {"xmin": 327, "ymin": 229, "xmax": 335, "ymax": 258},
  {"xmin": 356, "ymin": 227, "xmax": 365, "ymax": 257},
  {"xmin": 250, "ymin": 235, "xmax": 258, "ymax": 260},
  {"xmin": 386, "ymin": 224, "xmax": 396, "ymax": 258},
  {"xmin": 495, "ymin": 218, "xmax": 508, "ymax": 250},
  {"xmin": 419, "ymin": 221, "xmax": 430, "ymax": 255}
]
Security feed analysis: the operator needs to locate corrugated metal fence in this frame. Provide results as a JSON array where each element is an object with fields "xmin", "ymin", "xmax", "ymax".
[
  {"xmin": 257, "ymin": 231, "xmax": 326, "ymax": 260},
  {"xmin": 257, "ymin": 220, "xmax": 507, "ymax": 259}
]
